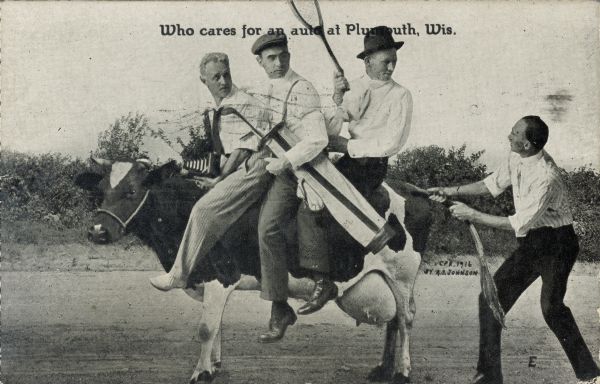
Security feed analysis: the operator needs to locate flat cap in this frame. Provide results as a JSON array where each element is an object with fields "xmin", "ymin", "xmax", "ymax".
[{"xmin": 251, "ymin": 32, "xmax": 288, "ymax": 55}]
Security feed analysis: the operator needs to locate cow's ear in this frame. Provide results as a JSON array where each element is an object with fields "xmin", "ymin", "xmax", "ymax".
[
  {"xmin": 75, "ymin": 172, "xmax": 104, "ymax": 191},
  {"xmin": 142, "ymin": 160, "xmax": 180, "ymax": 186}
]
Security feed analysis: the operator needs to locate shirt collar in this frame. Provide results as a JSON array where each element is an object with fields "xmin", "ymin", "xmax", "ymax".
[
  {"xmin": 268, "ymin": 68, "xmax": 297, "ymax": 87},
  {"xmin": 518, "ymin": 150, "xmax": 544, "ymax": 166},
  {"xmin": 361, "ymin": 74, "xmax": 393, "ymax": 90},
  {"xmin": 206, "ymin": 85, "xmax": 239, "ymax": 110}
]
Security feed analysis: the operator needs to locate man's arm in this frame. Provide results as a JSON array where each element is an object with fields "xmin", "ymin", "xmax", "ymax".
[
  {"xmin": 221, "ymin": 149, "xmax": 252, "ymax": 178},
  {"xmin": 268, "ymin": 81, "xmax": 328, "ymax": 174},
  {"xmin": 428, "ymin": 180, "xmax": 510, "ymax": 229},
  {"xmin": 429, "ymin": 154, "xmax": 513, "ymax": 200},
  {"xmin": 449, "ymin": 201, "xmax": 513, "ymax": 231},
  {"xmin": 428, "ymin": 180, "xmax": 491, "ymax": 199},
  {"xmin": 194, "ymin": 149, "xmax": 252, "ymax": 188},
  {"xmin": 427, "ymin": 155, "xmax": 518, "ymax": 231},
  {"xmin": 448, "ymin": 179, "xmax": 557, "ymax": 234},
  {"xmin": 324, "ymin": 72, "xmax": 351, "ymax": 137}
]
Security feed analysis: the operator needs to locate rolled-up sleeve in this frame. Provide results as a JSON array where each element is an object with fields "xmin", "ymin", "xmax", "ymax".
[
  {"xmin": 346, "ymin": 89, "xmax": 413, "ymax": 158},
  {"xmin": 483, "ymin": 158, "xmax": 512, "ymax": 197},
  {"xmin": 324, "ymin": 106, "xmax": 348, "ymax": 136},
  {"xmin": 508, "ymin": 178, "xmax": 555, "ymax": 237},
  {"xmin": 283, "ymin": 81, "xmax": 328, "ymax": 168}
]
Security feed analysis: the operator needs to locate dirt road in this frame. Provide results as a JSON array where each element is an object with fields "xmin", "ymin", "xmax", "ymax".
[{"xmin": 2, "ymin": 271, "xmax": 599, "ymax": 384}]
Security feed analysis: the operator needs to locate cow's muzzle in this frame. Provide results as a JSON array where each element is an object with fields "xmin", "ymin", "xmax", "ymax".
[{"xmin": 88, "ymin": 224, "xmax": 109, "ymax": 244}]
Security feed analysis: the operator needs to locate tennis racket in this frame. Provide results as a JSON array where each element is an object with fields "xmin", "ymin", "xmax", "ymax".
[{"xmin": 287, "ymin": 0, "xmax": 344, "ymax": 75}]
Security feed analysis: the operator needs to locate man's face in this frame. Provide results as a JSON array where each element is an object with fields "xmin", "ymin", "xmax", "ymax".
[
  {"xmin": 256, "ymin": 46, "xmax": 291, "ymax": 79},
  {"xmin": 508, "ymin": 119, "xmax": 531, "ymax": 154},
  {"xmin": 366, "ymin": 49, "xmax": 397, "ymax": 81},
  {"xmin": 202, "ymin": 61, "xmax": 232, "ymax": 102}
]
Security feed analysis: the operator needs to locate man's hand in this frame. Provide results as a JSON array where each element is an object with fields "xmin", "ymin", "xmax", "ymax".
[
  {"xmin": 332, "ymin": 71, "xmax": 350, "ymax": 106},
  {"xmin": 193, "ymin": 176, "xmax": 222, "ymax": 190},
  {"xmin": 265, "ymin": 157, "xmax": 291, "ymax": 175},
  {"xmin": 327, "ymin": 135, "xmax": 349, "ymax": 153},
  {"xmin": 194, "ymin": 176, "xmax": 222, "ymax": 189},
  {"xmin": 427, "ymin": 186, "xmax": 458, "ymax": 203},
  {"xmin": 449, "ymin": 201, "xmax": 478, "ymax": 222}
]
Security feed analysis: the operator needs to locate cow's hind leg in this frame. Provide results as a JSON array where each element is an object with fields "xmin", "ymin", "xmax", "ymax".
[
  {"xmin": 210, "ymin": 327, "xmax": 222, "ymax": 369},
  {"xmin": 189, "ymin": 280, "xmax": 238, "ymax": 384},
  {"xmin": 368, "ymin": 316, "xmax": 399, "ymax": 382},
  {"xmin": 378, "ymin": 271, "xmax": 416, "ymax": 384},
  {"xmin": 390, "ymin": 293, "xmax": 416, "ymax": 384}
]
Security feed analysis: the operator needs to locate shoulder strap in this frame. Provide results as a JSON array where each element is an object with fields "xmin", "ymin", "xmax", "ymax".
[
  {"xmin": 220, "ymin": 106, "xmax": 262, "ymax": 138},
  {"xmin": 281, "ymin": 79, "xmax": 301, "ymax": 122}
]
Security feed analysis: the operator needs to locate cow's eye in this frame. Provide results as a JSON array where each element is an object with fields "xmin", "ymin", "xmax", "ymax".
[{"xmin": 126, "ymin": 189, "xmax": 136, "ymax": 198}]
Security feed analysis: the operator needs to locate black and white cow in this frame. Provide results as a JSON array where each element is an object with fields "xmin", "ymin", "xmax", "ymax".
[{"xmin": 76, "ymin": 158, "xmax": 433, "ymax": 384}]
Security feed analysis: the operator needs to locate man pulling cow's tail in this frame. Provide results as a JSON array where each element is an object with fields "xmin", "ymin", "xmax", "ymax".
[
  {"xmin": 294, "ymin": 26, "xmax": 413, "ymax": 316},
  {"xmin": 429, "ymin": 117, "xmax": 600, "ymax": 384}
]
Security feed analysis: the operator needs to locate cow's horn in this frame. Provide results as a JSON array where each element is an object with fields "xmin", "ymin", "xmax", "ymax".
[
  {"xmin": 91, "ymin": 157, "xmax": 113, "ymax": 166},
  {"xmin": 136, "ymin": 158, "xmax": 152, "ymax": 168}
]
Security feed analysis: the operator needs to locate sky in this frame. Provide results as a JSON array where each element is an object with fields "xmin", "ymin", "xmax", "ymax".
[{"xmin": 2, "ymin": 1, "xmax": 599, "ymax": 170}]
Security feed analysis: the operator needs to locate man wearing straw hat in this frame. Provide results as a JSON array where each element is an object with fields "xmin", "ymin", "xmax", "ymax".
[
  {"xmin": 429, "ymin": 116, "xmax": 600, "ymax": 384},
  {"xmin": 295, "ymin": 25, "xmax": 413, "ymax": 315}
]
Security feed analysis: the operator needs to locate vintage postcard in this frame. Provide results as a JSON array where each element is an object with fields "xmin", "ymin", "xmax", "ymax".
[{"xmin": 2, "ymin": 1, "xmax": 599, "ymax": 384}]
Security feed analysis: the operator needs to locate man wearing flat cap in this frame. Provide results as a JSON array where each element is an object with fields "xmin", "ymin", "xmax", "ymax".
[
  {"xmin": 249, "ymin": 32, "xmax": 330, "ymax": 343},
  {"xmin": 294, "ymin": 26, "xmax": 414, "ymax": 316}
]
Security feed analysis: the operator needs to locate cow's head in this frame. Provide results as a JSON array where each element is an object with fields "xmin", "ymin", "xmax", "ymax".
[{"xmin": 75, "ymin": 158, "xmax": 179, "ymax": 244}]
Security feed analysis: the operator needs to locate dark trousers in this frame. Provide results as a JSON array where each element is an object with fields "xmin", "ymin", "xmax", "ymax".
[
  {"xmin": 478, "ymin": 225, "xmax": 600, "ymax": 380},
  {"xmin": 259, "ymin": 171, "xmax": 299, "ymax": 302},
  {"xmin": 297, "ymin": 156, "xmax": 388, "ymax": 274}
]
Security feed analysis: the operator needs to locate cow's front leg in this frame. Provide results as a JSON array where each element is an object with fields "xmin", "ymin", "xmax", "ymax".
[
  {"xmin": 367, "ymin": 316, "xmax": 399, "ymax": 382},
  {"xmin": 189, "ymin": 280, "xmax": 238, "ymax": 383}
]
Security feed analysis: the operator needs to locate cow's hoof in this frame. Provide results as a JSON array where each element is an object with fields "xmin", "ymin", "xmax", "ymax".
[
  {"xmin": 367, "ymin": 364, "xmax": 394, "ymax": 382},
  {"xmin": 213, "ymin": 361, "xmax": 222, "ymax": 369},
  {"xmin": 189, "ymin": 370, "xmax": 215, "ymax": 383},
  {"xmin": 391, "ymin": 373, "xmax": 410, "ymax": 384}
]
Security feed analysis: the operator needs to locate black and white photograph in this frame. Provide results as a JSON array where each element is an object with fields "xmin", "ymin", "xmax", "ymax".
[{"xmin": 2, "ymin": 1, "xmax": 599, "ymax": 383}]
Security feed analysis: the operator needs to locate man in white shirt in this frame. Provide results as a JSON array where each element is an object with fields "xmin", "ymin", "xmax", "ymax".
[
  {"xmin": 428, "ymin": 116, "xmax": 600, "ymax": 384},
  {"xmin": 295, "ymin": 26, "xmax": 413, "ymax": 315},
  {"xmin": 249, "ymin": 32, "xmax": 329, "ymax": 343},
  {"xmin": 149, "ymin": 52, "xmax": 272, "ymax": 291}
]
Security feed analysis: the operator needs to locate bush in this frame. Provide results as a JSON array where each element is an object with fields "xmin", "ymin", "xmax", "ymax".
[
  {"xmin": 564, "ymin": 166, "xmax": 600, "ymax": 261},
  {"xmin": 387, "ymin": 145, "xmax": 600, "ymax": 261},
  {"xmin": 0, "ymin": 151, "xmax": 96, "ymax": 229},
  {"xmin": 149, "ymin": 110, "xmax": 212, "ymax": 161},
  {"xmin": 95, "ymin": 112, "xmax": 150, "ymax": 161}
]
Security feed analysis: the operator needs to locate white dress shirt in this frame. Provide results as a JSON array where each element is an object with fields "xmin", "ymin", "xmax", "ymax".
[
  {"xmin": 483, "ymin": 150, "xmax": 573, "ymax": 237},
  {"xmin": 326, "ymin": 75, "xmax": 413, "ymax": 158},
  {"xmin": 249, "ymin": 69, "xmax": 328, "ymax": 169},
  {"xmin": 203, "ymin": 85, "xmax": 265, "ymax": 154}
]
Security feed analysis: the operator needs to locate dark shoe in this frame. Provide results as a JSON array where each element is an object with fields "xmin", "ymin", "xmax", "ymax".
[
  {"xmin": 469, "ymin": 372, "xmax": 503, "ymax": 384},
  {"xmin": 297, "ymin": 278, "xmax": 338, "ymax": 315},
  {"xmin": 258, "ymin": 303, "xmax": 297, "ymax": 343}
]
